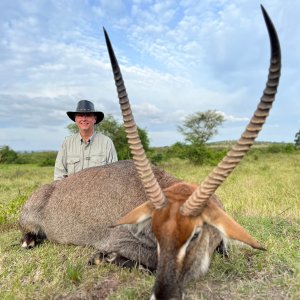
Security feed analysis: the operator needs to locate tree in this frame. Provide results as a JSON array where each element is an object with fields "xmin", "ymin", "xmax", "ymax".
[
  {"xmin": 295, "ymin": 130, "xmax": 300, "ymax": 148},
  {"xmin": 67, "ymin": 114, "xmax": 150, "ymax": 160},
  {"xmin": 0, "ymin": 146, "xmax": 18, "ymax": 163},
  {"xmin": 177, "ymin": 110, "xmax": 224, "ymax": 144}
]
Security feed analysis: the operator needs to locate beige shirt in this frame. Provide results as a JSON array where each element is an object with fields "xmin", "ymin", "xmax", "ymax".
[{"xmin": 54, "ymin": 132, "xmax": 118, "ymax": 180}]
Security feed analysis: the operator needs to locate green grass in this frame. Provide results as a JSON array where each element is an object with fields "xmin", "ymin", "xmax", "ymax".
[
  {"xmin": 0, "ymin": 153, "xmax": 299, "ymax": 299},
  {"xmin": 161, "ymin": 152, "xmax": 300, "ymax": 219},
  {"xmin": 0, "ymin": 164, "xmax": 53, "ymax": 229}
]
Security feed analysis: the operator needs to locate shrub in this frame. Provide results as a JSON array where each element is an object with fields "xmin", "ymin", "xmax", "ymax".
[
  {"xmin": 295, "ymin": 129, "xmax": 300, "ymax": 148},
  {"xmin": 163, "ymin": 142, "xmax": 227, "ymax": 165},
  {"xmin": 38, "ymin": 157, "xmax": 56, "ymax": 167},
  {"xmin": 165, "ymin": 142, "xmax": 188, "ymax": 160},
  {"xmin": 0, "ymin": 146, "xmax": 18, "ymax": 164},
  {"xmin": 185, "ymin": 143, "xmax": 226, "ymax": 165},
  {"xmin": 266, "ymin": 143, "xmax": 296, "ymax": 154},
  {"xmin": 149, "ymin": 153, "xmax": 164, "ymax": 165},
  {"xmin": 17, "ymin": 151, "xmax": 57, "ymax": 165}
]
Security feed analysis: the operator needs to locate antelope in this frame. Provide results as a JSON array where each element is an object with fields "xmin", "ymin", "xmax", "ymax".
[{"xmin": 19, "ymin": 5, "xmax": 280, "ymax": 300}]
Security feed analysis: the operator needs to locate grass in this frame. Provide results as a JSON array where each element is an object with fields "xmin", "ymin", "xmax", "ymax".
[
  {"xmin": 161, "ymin": 152, "xmax": 300, "ymax": 219},
  {"xmin": 0, "ymin": 152, "xmax": 299, "ymax": 299},
  {"xmin": 0, "ymin": 164, "xmax": 53, "ymax": 230}
]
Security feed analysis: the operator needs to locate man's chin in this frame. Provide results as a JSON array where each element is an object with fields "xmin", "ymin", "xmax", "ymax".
[{"xmin": 79, "ymin": 125, "xmax": 91, "ymax": 129}]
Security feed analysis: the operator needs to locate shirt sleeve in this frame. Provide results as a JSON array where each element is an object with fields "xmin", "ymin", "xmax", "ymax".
[
  {"xmin": 54, "ymin": 140, "xmax": 68, "ymax": 180},
  {"xmin": 106, "ymin": 138, "xmax": 118, "ymax": 163}
]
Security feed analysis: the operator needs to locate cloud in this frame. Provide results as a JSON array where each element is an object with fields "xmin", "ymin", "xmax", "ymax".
[
  {"xmin": 0, "ymin": 0, "xmax": 298, "ymax": 151},
  {"xmin": 216, "ymin": 111, "xmax": 249, "ymax": 122}
]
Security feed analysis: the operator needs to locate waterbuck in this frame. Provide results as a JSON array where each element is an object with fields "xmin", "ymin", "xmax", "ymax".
[{"xmin": 19, "ymin": 5, "xmax": 280, "ymax": 300}]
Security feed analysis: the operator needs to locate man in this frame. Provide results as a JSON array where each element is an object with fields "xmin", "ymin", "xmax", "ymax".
[{"xmin": 54, "ymin": 100, "xmax": 118, "ymax": 180}]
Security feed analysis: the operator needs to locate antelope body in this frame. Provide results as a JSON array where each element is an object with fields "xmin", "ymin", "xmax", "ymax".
[
  {"xmin": 20, "ymin": 161, "xmax": 180, "ymax": 269},
  {"xmin": 20, "ymin": 5, "xmax": 281, "ymax": 300},
  {"xmin": 20, "ymin": 161, "xmax": 224, "ymax": 273}
]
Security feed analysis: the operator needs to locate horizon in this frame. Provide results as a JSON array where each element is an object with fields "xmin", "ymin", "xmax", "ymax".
[{"xmin": 7, "ymin": 140, "xmax": 295, "ymax": 153}]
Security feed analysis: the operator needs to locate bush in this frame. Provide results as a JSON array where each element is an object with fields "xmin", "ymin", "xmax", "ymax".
[
  {"xmin": 149, "ymin": 153, "xmax": 164, "ymax": 165},
  {"xmin": 0, "ymin": 146, "xmax": 18, "ymax": 164},
  {"xmin": 18, "ymin": 151, "xmax": 58, "ymax": 165},
  {"xmin": 263, "ymin": 143, "xmax": 296, "ymax": 154},
  {"xmin": 162, "ymin": 142, "xmax": 227, "ymax": 165},
  {"xmin": 295, "ymin": 129, "xmax": 300, "ymax": 148},
  {"xmin": 246, "ymin": 143, "xmax": 297, "ymax": 161},
  {"xmin": 38, "ymin": 157, "xmax": 56, "ymax": 167},
  {"xmin": 185, "ymin": 143, "xmax": 227, "ymax": 165},
  {"xmin": 165, "ymin": 142, "xmax": 188, "ymax": 160}
]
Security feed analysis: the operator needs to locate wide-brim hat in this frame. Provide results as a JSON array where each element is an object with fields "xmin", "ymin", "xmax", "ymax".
[{"xmin": 67, "ymin": 100, "xmax": 104, "ymax": 124}]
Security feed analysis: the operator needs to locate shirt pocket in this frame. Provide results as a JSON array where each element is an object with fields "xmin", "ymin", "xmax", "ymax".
[
  {"xmin": 67, "ymin": 156, "xmax": 81, "ymax": 175},
  {"xmin": 89, "ymin": 154, "xmax": 106, "ymax": 167}
]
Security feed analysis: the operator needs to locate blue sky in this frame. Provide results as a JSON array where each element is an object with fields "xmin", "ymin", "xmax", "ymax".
[{"xmin": 1, "ymin": 0, "xmax": 299, "ymax": 151}]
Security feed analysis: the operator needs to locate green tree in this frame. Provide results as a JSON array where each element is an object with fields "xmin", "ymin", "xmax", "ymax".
[
  {"xmin": 67, "ymin": 114, "xmax": 150, "ymax": 160},
  {"xmin": 0, "ymin": 146, "xmax": 18, "ymax": 164},
  {"xmin": 295, "ymin": 130, "xmax": 300, "ymax": 148},
  {"xmin": 178, "ymin": 110, "xmax": 224, "ymax": 144}
]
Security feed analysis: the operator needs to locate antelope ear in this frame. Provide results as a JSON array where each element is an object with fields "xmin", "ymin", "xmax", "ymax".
[
  {"xmin": 202, "ymin": 200, "xmax": 266, "ymax": 250},
  {"xmin": 110, "ymin": 201, "xmax": 154, "ymax": 227}
]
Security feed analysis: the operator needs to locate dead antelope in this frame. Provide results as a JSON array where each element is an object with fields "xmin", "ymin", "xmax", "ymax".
[
  {"xmin": 104, "ymin": 4, "xmax": 280, "ymax": 299},
  {"xmin": 19, "ymin": 5, "xmax": 280, "ymax": 300}
]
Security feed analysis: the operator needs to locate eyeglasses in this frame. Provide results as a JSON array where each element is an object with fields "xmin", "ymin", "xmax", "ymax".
[{"xmin": 75, "ymin": 113, "xmax": 95, "ymax": 118}]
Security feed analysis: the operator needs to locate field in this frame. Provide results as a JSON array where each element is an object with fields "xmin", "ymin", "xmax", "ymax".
[{"xmin": 0, "ymin": 152, "xmax": 299, "ymax": 299}]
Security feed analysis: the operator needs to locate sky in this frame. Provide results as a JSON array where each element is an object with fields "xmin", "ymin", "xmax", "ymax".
[{"xmin": 1, "ymin": 0, "xmax": 299, "ymax": 151}]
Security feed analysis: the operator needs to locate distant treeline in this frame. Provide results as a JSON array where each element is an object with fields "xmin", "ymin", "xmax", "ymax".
[
  {"xmin": 0, "ymin": 146, "xmax": 57, "ymax": 166},
  {"xmin": 0, "ymin": 142, "xmax": 297, "ymax": 167},
  {"xmin": 149, "ymin": 142, "xmax": 297, "ymax": 165}
]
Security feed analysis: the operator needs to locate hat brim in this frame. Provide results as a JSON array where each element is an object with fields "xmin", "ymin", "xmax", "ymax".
[{"xmin": 66, "ymin": 111, "xmax": 104, "ymax": 124}]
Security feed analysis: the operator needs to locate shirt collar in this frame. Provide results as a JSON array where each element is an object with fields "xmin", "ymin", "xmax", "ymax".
[{"xmin": 79, "ymin": 132, "xmax": 96, "ymax": 144}]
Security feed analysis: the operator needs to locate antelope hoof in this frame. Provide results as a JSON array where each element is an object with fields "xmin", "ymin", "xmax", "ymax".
[
  {"xmin": 88, "ymin": 251, "xmax": 108, "ymax": 265},
  {"xmin": 88, "ymin": 251, "xmax": 132, "ymax": 268},
  {"xmin": 21, "ymin": 233, "xmax": 37, "ymax": 249},
  {"xmin": 88, "ymin": 251, "xmax": 119, "ymax": 265},
  {"xmin": 88, "ymin": 251, "xmax": 152, "ymax": 272}
]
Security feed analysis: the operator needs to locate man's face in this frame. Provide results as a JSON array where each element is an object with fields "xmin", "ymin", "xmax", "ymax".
[{"xmin": 75, "ymin": 113, "xmax": 96, "ymax": 132}]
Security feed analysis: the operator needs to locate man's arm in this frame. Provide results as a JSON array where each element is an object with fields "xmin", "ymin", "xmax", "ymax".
[
  {"xmin": 54, "ymin": 141, "xmax": 68, "ymax": 180},
  {"xmin": 106, "ymin": 138, "xmax": 118, "ymax": 163}
]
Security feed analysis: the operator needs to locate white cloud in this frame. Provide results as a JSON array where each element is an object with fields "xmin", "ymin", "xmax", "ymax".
[
  {"xmin": 133, "ymin": 103, "xmax": 162, "ymax": 116},
  {"xmin": 0, "ymin": 0, "xmax": 298, "ymax": 151},
  {"xmin": 216, "ymin": 111, "xmax": 249, "ymax": 122}
]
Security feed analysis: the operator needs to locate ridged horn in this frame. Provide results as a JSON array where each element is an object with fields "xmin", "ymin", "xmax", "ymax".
[
  {"xmin": 103, "ymin": 28, "xmax": 167, "ymax": 210},
  {"xmin": 180, "ymin": 5, "xmax": 281, "ymax": 217}
]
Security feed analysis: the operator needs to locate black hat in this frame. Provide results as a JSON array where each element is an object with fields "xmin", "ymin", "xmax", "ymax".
[{"xmin": 66, "ymin": 100, "xmax": 104, "ymax": 124}]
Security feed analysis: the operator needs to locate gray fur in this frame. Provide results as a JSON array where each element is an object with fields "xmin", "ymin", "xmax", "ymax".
[
  {"xmin": 19, "ymin": 160, "xmax": 181, "ymax": 268},
  {"xmin": 20, "ymin": 160, "xmax": 223, "ymax": 273}
]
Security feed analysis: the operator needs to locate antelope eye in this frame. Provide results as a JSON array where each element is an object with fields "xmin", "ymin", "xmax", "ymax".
[{"xmin": 191, "ymin": 228, "xmax": 202, "ymax": 242}]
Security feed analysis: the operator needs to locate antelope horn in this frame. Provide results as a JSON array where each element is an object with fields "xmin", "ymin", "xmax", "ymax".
[
  {"xmin": 104, "ymin": 28, "xmax": 167, "ymax": 210},
  {"xmin": 180, "ymin": 5, "xmax": 281, "ymax": 217}
]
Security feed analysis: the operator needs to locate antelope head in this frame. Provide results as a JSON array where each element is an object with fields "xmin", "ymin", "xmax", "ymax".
[{"xmin": 104, "ymin": 5, "xmax": 281, "ymax": 300}]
